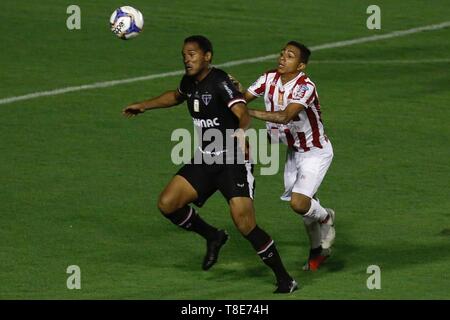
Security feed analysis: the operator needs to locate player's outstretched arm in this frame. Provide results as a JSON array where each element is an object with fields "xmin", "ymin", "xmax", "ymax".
[
  {"xmin": 243, "ymin": 90, "xmax": 267, "ymax": 112},
  {"xmin": 122, "ymin": 90, "xmax": 184, "ymax": 117},
  {"xmin": 248, "ymin": 103, "xmax": 304, "ymax": 124}
]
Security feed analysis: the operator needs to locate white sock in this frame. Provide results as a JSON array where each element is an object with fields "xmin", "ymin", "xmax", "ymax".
[
  {"xmin": 302, "ymin": 216, "xmax": 321, "ymax": 249},
  {"xmin": 304, "ymin": 198, "xmax": 328, "ymax": 222}
]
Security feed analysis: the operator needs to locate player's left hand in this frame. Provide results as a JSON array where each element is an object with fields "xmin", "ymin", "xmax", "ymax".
[{"xmin": 122, "ymin": 103, "xmax": 145, "ymax": 117}]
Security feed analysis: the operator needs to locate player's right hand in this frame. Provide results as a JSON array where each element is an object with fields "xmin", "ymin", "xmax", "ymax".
[{"xmin": 122, "ymin": 103, "xmax": 145, "ymax": 117}]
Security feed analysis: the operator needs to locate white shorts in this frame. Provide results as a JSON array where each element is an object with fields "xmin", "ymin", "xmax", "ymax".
[{"xmin": 280, "ymin": 140, "xmax": 333, "ymax": 201}]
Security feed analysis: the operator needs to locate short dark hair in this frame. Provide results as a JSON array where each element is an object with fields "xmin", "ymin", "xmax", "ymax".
[
  {"xmin": 184, "ymin": 35, "xmax": 213, "ymax": 57},
  {"xmin": 287, "ymin": 41, "xmax": 311, "ymax": 64}
]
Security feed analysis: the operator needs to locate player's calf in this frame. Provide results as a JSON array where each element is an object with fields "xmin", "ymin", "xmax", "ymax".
[{"xmin": 229, "ymin": 197, "xmax": 256, "ymax": 235}]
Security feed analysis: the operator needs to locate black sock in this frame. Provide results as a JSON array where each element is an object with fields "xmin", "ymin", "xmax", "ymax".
[
  {"xmin": 163, "ymin": 206, "xmax": 218, "ymax": 241},
  {"xmin": 245, "ymin": 225, "xmax": 292, "ymax": 283},
  {"xmin": 310, "ymin": 245, "xmax": 322, "ymax": 257}
]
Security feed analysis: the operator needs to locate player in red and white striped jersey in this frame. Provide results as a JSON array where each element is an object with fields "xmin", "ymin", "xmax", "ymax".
[{"xmin": 244, "ymin": 41, "xmax": 336, "ymax": 271}]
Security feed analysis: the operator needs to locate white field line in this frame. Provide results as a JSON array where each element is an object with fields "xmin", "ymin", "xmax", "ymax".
[
  {"xmin": 1, "ymin": 21, "xmax": 449, "ymax": 106},
  {"xmin": 312, "ymin": 58, "xmax": 450, "ymax": 64}
]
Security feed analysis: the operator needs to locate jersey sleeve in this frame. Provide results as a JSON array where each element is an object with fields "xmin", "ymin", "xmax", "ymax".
[
  {"xmin": 247, "ymin": 73, "xmax": 267, "ymax": 97},
  {"xmin": 287, "ymin": 82, "xmax": 315, "ymax": 108},
  {"xmin": 217, "ymin": 74, "xmax": 246, "ymax": 109},
  {"xmin": 177, "ymin": 75, "xmax": 189, "ymax": 100}
]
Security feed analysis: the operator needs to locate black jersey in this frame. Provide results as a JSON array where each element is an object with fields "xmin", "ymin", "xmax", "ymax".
[{"xmin": 177, "ymin": 68, "xmax": 246, "ymax": 154}]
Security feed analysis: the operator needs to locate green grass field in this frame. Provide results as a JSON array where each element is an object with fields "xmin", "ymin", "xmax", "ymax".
[{"xmin": 1, "ymin": 0, "xmax": 449, "ymax": 299}]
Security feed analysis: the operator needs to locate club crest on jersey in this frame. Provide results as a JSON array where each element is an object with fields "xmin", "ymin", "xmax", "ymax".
[
  {"xmin": 202, "ymin": 94, "xmax": 212, "ymax": 106},
  {"xmin": 293, "ymin": 84, "xmax": 309, "ymax": 99}
]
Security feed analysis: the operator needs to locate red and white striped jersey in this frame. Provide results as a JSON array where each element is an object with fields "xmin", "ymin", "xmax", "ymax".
[{"xmin": 247, "ymin": 70, "xmax": 328, "ymax": 152}]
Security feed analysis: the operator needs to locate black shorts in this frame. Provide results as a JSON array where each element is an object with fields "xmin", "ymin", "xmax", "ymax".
[{"xmin": 176, "ymin": 160, "xmax": 255, "ymax": 207}]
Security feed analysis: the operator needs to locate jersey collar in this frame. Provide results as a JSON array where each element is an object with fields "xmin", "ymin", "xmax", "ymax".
[
  {"xmin": 279, "ymin": 71, "xmax": 305, "ymax": 88},
  {"xmin": 194, "ymin": 67, "xmax": 215, "ymax": 84}
]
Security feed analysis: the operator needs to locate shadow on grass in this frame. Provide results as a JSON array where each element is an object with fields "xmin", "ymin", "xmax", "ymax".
[{"xmin": 160, "ymin": 225, "xmax": 450, "ymax": 295}]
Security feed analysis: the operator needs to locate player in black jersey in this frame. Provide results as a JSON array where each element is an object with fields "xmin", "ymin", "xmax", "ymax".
[{"xmin": 123, "ymin": 35, "xmax": 297, "ymax": 293}]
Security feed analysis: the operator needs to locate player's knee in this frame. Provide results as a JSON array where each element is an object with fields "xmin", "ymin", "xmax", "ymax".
[
  {"xmin": 236, "ymin": 220, "xmax": 254, "ymax": 235},
  {"xmin": 157, "ymin": 192, "xmax": 177, "ymax": 215},
  {"xmin": 238, "ymin": 223, "xmax": 253, "ymax": 235},
  {"xmin": 290, "ymin": 197, "xmax": 311, "ymax": 215},
  {"xmin": 232, "ymin": 211, "xmax": 255, "ymax": 235}
]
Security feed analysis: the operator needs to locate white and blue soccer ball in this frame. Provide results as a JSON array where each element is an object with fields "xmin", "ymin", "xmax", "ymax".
[{"xmin": 110, "ymin": 6, "xmax": 144, "ymax": 40}]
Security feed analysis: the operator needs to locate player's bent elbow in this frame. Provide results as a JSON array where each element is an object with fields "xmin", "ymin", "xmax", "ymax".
[
  {"xmin": 280, "ymin": 118, "xmax": 290, "ymax": 125},
  {"xmin": 279, "ymin": 112, "xmax": 291, "ymax": 125}
]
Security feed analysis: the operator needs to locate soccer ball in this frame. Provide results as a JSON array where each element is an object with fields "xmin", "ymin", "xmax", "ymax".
[{"xmin": 110, "ymin": 6, "xmax": 144, "ymax": 40}]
